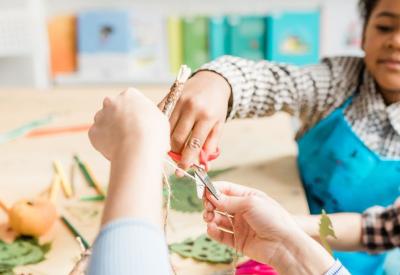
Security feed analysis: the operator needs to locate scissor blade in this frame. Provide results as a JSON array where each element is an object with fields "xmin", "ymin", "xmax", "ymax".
[{"xmin": 194, "ymin": 166, "xmax": 219, "ymax": 200}]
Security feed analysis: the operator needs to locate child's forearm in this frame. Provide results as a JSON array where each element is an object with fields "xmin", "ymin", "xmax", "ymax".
[
  {"xmin": 101, "ymin": 145, "xmax": 165, "ymax": 229},
  {"xmin": 294, "ymin": 213, "xmax": 364, "ymax": 251}
]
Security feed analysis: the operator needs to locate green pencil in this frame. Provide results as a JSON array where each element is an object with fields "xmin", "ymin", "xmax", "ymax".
[
  {"xmin": 80, "ymin": 195, "xmax": 106, "ymax": 202},
  {"xmin": 61, "ymin": 215, "xmax": 90, "ymax": 250},
  {"xmin": 73, "ymin": 155, "xmax": 95, "ymax": 188}
]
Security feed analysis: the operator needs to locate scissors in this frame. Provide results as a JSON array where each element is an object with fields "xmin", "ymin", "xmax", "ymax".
[{"xmin": 168, "ymin": 148, "xmax": 221, "ymax": 200}]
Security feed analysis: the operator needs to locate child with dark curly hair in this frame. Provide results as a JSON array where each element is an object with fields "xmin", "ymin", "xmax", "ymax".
[{"xmin": 160, "ymin": 0, "xmax": 400, "ymax": 273}]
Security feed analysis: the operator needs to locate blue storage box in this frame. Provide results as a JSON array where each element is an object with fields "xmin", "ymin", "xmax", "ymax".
[
  {"xmin": 227, "ymin": 15, "xmax": 266, "ymax": 61},
  {"xmin": 266, "ymin": 11, "xmax": 320, "ymax": 65},
  {"xmin": 78, "ymin": 10, "xmax": 133, "ymax": 54},
  {"xmin": 209, "ymin": 16, "xmax": 229, "ymax": 60}
]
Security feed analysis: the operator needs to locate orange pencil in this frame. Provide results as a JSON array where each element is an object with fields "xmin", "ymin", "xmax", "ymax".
[{"xmin": 27, "ymin": 124, "xmax": 91, "ymax": 138}]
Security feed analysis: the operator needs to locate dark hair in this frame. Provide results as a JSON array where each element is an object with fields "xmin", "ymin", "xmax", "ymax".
[{"xmin": 358, "ymin": 0, "xmax": 380, "ymax": 28}]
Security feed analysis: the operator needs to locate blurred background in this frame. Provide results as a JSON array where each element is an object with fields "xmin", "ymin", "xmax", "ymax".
[{"xmin": 0, "ymin": 0, "xmax": 362, "ymax": 89}]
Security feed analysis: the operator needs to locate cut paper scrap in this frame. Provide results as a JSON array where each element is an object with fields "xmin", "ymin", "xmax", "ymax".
[
  {"xmin": 319, "ymin": 210, "xmax": 337, "ymax": 255},
  {"xmin": 0, "ymin": 115, "xmax": 53, "ymax": 145},
  {"xmin": 26, "ymin": 124, "xmax": 91, "ymax": 138},
  {"xmin": 0, "ymin": 237, "xmax": 50, "ymax": 274},
  {"xmin": 64, "ymin": 204, "xmax": 101, "ymax": 225},
  {"xmin": 170, "ymin": 234, "xmax": 236, "ymax": 264},
  {"xmin": 165, "ymin": 168, "xmax": 233, "ymax": 213}
]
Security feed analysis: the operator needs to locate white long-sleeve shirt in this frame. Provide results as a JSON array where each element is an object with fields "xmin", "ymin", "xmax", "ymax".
[{"xmin": 87, "ymin": 218, "xmax": 349, "ymax": 275}]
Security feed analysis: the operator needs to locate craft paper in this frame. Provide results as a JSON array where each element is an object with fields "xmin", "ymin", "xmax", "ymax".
[
  {"xmin": 170, "ymin": 234, "xmax": 235, "ymax": 264},
  {"xmin": 319, "ymin": 210, "xmax": 337, "ymax": 255},
  {"xmin": 165, "ymin": 168, "xmax": 233, "ymax": 213},
  {"xmin": 0, "ymin": 237, "xmax": 50, "ymax": 273}
]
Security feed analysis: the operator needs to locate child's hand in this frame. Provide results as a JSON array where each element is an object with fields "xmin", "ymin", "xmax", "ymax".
[
  {"xmin": 159, "ymin": 71, "xmax": 231, "ymax": 171},
  {"xmin": 203, "ymin": 181, "xmax": 308, "ymax": 266},
  {"xmin": 89, "ymin": 88, "xmax": 170, "ymax": 161}
]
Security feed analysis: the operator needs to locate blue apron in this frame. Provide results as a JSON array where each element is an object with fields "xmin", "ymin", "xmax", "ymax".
[{"xmin": 297, "ymin": 95, "xmax": 400, "ymax": 275}]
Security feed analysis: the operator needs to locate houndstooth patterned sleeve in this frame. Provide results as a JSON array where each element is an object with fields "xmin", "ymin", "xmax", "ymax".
[
  {"xmin": 362, "ymin": 201, "xmax": 400, "ymax": 252},
  {"xmin": 200, "ymin": 56, "xmax": 363, "ymax": 128}
]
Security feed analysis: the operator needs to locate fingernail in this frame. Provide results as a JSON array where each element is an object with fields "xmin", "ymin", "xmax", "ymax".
[{"xmin": 175, "ymin": 170, "xmax": 184, "ymax": 178}]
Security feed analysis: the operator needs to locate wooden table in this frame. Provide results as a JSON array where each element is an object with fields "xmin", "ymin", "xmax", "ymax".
[{"xmin": 0, "ymin": 86, "xmax": 308, "ymax": 275}]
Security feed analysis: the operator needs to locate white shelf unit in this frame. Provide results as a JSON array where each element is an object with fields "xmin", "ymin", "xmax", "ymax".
[
  {"xmin": 0, "ymin": 0, "xmax": 362, "ymax": 88},
  {"xmin": 0, "ymin": 0, "xmax": 49, "ymax": 88}
]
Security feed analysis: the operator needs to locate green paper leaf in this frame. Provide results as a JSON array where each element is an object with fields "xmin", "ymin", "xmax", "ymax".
[
  {"xmin": 169, "ymin": 238, "xmax": 195, "ymax": 258},
  {"xmin": 164, "ymin": 168, "xmax": 234, "ymax": 213},
  {"xmin": 39, "ymin": 242, "xmax": 52, "ymax": 255},
  {"xmin": 169, "ymin": 234, "xmax": 235, "ymax": 264},
  {"xmin": 0, "ymin": 263, "xmax": 14, "ymax": 275},
  {"xmin": 319, "ymin": 210, "xmax": 337, "ymax": 255},
  {"xmin": 0, "ymin": 237, "xmax": 49, "ymax": 270}
]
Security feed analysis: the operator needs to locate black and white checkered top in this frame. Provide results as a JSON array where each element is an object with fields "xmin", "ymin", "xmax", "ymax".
[
  {"xmin": 362, "ymin": 201, "xmax": 400, "ymax": 252},
  {"xmin": 201, "ymin": 55, "xmax": 400, "ymax": 159}
]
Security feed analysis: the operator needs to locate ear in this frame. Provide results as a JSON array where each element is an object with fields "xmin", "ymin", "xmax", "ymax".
[
  {"xmin": 361, "ymin": 32, "xmax": 366, "ymax": 51},
  {"xmin": 361, "ymin": 25, "xmax": 367, "ymax": 51}
]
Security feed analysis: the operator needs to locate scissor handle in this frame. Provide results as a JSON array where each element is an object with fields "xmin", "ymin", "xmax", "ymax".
[
  {"xmin": 168, "ymin": 151, "xmax": 182, "ymax": 162},
  {"xmin": 168, "ymin": 147, "xmax": 221, "ymax": 171},
  {"xmin": 199, "ymin": 147, "xmax": 220, "ymax": 170}
]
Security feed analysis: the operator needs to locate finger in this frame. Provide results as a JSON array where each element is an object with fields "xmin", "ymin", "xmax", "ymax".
[
  {"xmin": 206, "ymin": 192, "xmax": 248, "ymax": 216},
  {"xmin": 88, "ymin": 126, "xmax": 97, "ymax": 146},
  {"xmin": 102, "ymin": 96, "xmax": 113, "ymax": 109},
  {"xmin": 202, "ymin": 121, "xmax": 223, "ymax": 156},
  {"xmin": 211, "ymin": 211, "xmax": 234, "ymax": 231},
  {"xmin": 204, "ymin": 200, "xmax": 215, "ymax": 212},
  {"xmin": 122, "ymin": 87, "xmax": 141, "ymax": 96},
  {"xmin": 170, "ymin": 110, "xmax": 196, "ymax": 154},
  {"xmin": 207, "ymin": 222, "xmax": 234, "ymax": 248},
  {"xmin": 203, "ymin": 210, "xmax": 214, "ymax": 223},
  {"xmin": 205, "ymin": 181, "xmax": 247, "ymax": 201},
  {"xmin": 93, "ymin": 110, "xmax": 104, "ymax": 124},
  {"xmin": 212, "ymin": 181, "xmax": 265, "ymax": 199},
  {"xmin": 179, "ymin": 120, "xmax": 214, "ymax": 170},
  {"xmin": 169, "ymin": 99, "xmax": 183, "ymax": 133},
  {"xmin": 203, "ymin": 198, "xmax": 215, "ymax": 211}
]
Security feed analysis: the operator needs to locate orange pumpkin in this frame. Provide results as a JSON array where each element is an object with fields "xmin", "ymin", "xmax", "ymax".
[{"xmin": 9, "ymin": 198, "xmax": 57, "ymax": 237}]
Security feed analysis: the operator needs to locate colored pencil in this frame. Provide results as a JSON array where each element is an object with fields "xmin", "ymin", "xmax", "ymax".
[
  {"xmin": 61, "ymin": 216, "xmax": 90, "ymax": 249},
  {"xmin": 53, "ymin": 161, "xmax": 73, "ymax": 198},
  {"xmin": 26, "ymin": 124, "xmax": 91, "ymax": 138}
]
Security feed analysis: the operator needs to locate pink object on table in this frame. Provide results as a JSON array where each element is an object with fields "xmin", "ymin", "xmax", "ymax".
[{"xmin": 236, "ymin": 260, "xmax": 279, "ymax": 275}]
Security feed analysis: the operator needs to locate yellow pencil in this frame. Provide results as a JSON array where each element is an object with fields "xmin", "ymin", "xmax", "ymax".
[{"xmin": 53, "ymin": 160, "xmax": 73, "ymax": 198}]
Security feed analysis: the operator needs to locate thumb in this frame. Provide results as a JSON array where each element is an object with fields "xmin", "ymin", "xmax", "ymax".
[{"xmin": 213, "ymin": 193, "xmax": 249, "ymax": 215}]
